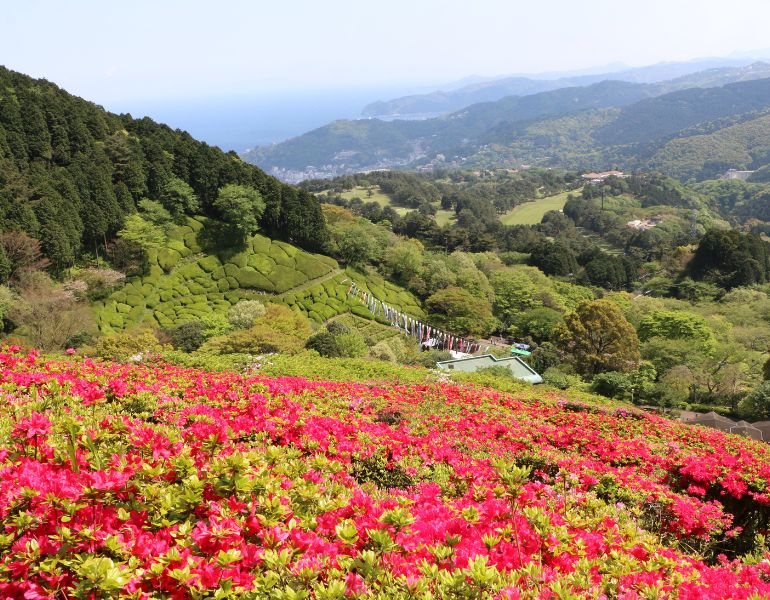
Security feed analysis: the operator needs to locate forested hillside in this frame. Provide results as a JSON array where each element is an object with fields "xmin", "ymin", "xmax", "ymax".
[
  {"xmin": 0, "ymin": 65, "xmax": 328, "ymax": 276},
  {"xmin": 244, "ymin": 80, "xmax": 658, "ymax": 178},
  {"xmin": 245, "ymin": 76, "xmax": 770, "ymax": 182},
  {"xmin": 299, "ymin": 167, "xmax": 770, "ymax": 423}
]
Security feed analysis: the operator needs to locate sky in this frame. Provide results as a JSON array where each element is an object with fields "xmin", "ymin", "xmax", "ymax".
[
  {"xmin": 4, "ymin": 0, "xmax": 770, "ymax": 151},
  {"xmin": 4, "ymin": 0, "xmax": 770, "ymax": 105}
]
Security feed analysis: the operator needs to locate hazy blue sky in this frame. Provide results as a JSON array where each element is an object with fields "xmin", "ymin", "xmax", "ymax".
[{"xmin": 4, "ymin": 0, "xmax": 770, "ymax": 105}]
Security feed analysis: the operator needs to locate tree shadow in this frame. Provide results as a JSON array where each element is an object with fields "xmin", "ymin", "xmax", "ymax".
[{"xmin": 197, "ymin": 220, "xmax": 247, "ymax": 260}]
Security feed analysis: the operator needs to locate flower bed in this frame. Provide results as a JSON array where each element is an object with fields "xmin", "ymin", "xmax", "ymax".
[{"xmin": 1, "ymin": 348, "xmax": 770, "ymax": 598}]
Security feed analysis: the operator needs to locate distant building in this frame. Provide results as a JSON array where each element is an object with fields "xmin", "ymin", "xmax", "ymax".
[
  {"xmin": 436, "ymin": 354, "xmax": 543, "ymax": 384},
  {"xmin": 722, "ymin": 169, "xmax": 755, "ymax": 181},
  {"xmin": 627, "ymin": 217, "xmax": 663, "ymax": 230},
  {"xmin": 581, "ymin": 170, "xmax": 625, "ymax": 184}
]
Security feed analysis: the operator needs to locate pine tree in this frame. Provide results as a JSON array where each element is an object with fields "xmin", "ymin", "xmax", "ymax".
[{"xmin": 19, "ymin": 93, "xmax": 51, "ymax": 161}]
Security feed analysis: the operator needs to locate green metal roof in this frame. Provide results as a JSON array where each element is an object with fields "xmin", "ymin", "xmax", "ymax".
[{"xmin": 436, "ymin": 354, "xmax": 543, "ymax": 384}]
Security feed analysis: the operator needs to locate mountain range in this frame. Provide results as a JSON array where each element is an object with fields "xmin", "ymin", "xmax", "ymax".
[
  {"xmin": 361, "ymin": 57, "xmax": 770, "ymax": 119},
  {"xmin": 242, "ymin": 62, "xmax": 770, "ymax": 182}
]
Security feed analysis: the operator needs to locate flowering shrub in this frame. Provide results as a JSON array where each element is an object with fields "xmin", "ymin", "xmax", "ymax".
[{"xmin": 1, "ymin": 347, "xmax": 770, "ymax": 597}]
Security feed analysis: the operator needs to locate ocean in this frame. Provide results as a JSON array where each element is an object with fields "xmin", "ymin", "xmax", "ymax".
[{"xmin": 103, "ymin": 86, "xmax": 425, "ymax": 153}]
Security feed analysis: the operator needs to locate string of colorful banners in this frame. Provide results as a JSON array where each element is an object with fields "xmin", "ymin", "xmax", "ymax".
[{"xmin": 346, "ymin": 281, "xmax": 487, "ymax": 354}]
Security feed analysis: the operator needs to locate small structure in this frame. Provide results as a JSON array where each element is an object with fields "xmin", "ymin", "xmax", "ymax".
[
  {"xmin": 627, "ymin": 217, "xmax": 663, "ymax": 231},
  {"xmin": 681, "ymin": 413, "xmax": 770, "ymax": 442},
  {"xmin": 689, "ymin": 411, "xmax": 735, "ymax": 433},
  {"xmin": 581, "ymin": 170, "xmax": 625, "ymax": 184},
  {"xmin": 751, "ymin": 421, "xmax": 770, "ymax": 441},
  {"xmin": 436, "ymin": 354, "xmax": 543, "ymax": 384},
  {"xmin": 510, "ymin": 347, "xmax": 532, "ymax": 357},
  {"xmin": 729, "ymin": 420, "xmax": 763, "ymax": 441},
  {"xmin": 722, "ymin": 169, "xmax": 755, "ymax": 181}
]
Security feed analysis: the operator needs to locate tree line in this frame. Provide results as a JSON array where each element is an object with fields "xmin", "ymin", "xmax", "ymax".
[{"xmin": 0, "ymin": 66, "xmax": 328, "ymax": 278}]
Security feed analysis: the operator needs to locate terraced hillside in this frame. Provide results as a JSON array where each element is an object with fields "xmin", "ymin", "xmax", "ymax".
[{"xmin": 96, "ymin": 217, "xmax": 423, "ymax": 332}]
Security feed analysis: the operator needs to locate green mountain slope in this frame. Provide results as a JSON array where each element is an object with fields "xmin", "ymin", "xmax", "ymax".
[
  {"xmin": 0, "ymin": 66, "xmax": 424, "ymax": 340},
  {"xmin": 648, "ymin": 113, "xmax": 770, "ymax": 179},
  {"xmin": 595, "ymin": 77, "xmax": 770, "ymax": 145},
  {"xmin": 244, "ymin": 76, "xmax": 770, "ymax": 183},
  {"xmin": 244, "ymin": 81, "xmax": 656, "ymax": 177},
  {"xmin": 0, "ymin": 65, "xmax": 328, "ymax": 272},
  {"xmin": 97, "ymin": 215, "xmax": 423, "ymax": 333}
]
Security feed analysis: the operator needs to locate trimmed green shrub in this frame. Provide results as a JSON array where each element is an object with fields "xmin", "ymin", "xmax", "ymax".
[
  {"xmin": 542, "ymin": 368, "xmax": 584, "ymax": 390},
  {"xmin": 295, "ymin": 254, "xmax": 332, "ymax": 280},
  {"xmin": 335, "ymin": 331, "xmax": 368, "ymax": 358},
  {"xmin": 235, "ymin": 267, "xmax": 272, "ymax": 290},
  {"xmin": 248, "ymin": 254, "xmax": 276, "ymax": 274},
  {"xmin": 93, "ymin": 330, "xmax": 166, "ymax": 361},
  {"xmin": 168, "ymin": 321, "xmax": 206, "ymax": 352},
  {"xmin": 410, "ymin": 349, "xmax": 452, "ymax": 368},
  {"xmin": 227, "ymin": 300, "xmax": 267, "ymax": 329},
  {"xmin": 177, "ymin": 263, "xmax": 205, "ymax": 279},
  {"xmin": 305, "ymin": 331, "xmax": 340, "ymax": 357},
  {"xmin": 269, "ymin": 265, "xmax": 307, "ymax": 293},
  {"xmin": 158, "ymin": 248, "xmax": 182, "ymax": 272},
  {"xmin": 251, "ymin": 235, "xmax": 271, "ymax": 254},
  {"xmin": 326, "ymin": 321, "xmax": 351, "ymax": 335},
  {"xmin": 198, "ymin": 255, "xmax": 221, "ymax": 273}
]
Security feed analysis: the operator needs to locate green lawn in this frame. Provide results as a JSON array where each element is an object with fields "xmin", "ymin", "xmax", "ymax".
[
  {"xmin": 324, "ymin": 185, "xmax": 451, "ymax": 222},
  {"xmin": 435, "ymin": 209, "xmax": 455, "ymax": 227},
  {"xmin": 339, "ymin": 186, "xmax": 392, "ymax": 207},
  {"xmin": 499, "ymin": 191, "xmax": 572, "ymax": 226},
  {"xmin": 332, "ymin": 186, "xmax": 414, "ymax": 216}
]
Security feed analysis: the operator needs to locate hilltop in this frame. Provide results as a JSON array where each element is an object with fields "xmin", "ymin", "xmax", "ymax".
[{"xmin": 362, "ymin": 59, "xmax": 770, "ymax": 119}]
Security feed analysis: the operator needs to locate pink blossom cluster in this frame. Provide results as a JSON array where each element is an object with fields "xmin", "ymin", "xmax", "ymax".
[{"xmin": 0, "ymin": 348, "xmax": 770, "ymax": 597}]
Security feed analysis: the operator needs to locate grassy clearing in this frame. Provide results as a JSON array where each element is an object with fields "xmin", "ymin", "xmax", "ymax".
[
  {"xmin": 499, "ymin": 191, "xmax": 572, "ymax": 225},
  {"xmin": 334, "ymin": 186, "xmax": 414, "ymax": 216},
  {"xmin": 322, "ymin": 185, "xmax": 452, "ymax": 222},
  {"xmin": 338, "ymin": 186, "xmax": 391, "ymax": 207},
  {"xmin": 435, "ymin": 209, "xmax": 455, "ymax": 226},
  {"xmin": 574, "ymin": 227, "xmax": 623, "ymax": 255}
]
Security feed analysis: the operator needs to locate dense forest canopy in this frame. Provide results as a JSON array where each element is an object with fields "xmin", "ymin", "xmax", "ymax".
[{"xmin": 0, "ymin": 66, "xmax": 328, "ymax": 275}]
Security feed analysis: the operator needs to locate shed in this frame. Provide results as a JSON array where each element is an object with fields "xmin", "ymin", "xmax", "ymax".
[
  {"xmin": 752, "ymin": 421, "xmax": 770, "ymax": 441},
  {"xmin": 729, "ymin": 420, "xmax": 763, "ymax": 441},
  {"xmin": 436, "ymin": 354, "xmax": 543, "ymax": 384},
  {"xmin": 690, "ymin": 411, "xmax": 735, "ymax": 433}
]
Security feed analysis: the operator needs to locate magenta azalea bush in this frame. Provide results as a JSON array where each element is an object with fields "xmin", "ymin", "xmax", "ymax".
[{"xmin": 1, "ymin": 347, "xmax": 770, "ymax": 598}]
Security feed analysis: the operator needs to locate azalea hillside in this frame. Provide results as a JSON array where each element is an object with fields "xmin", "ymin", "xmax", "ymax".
[{"xmin": 3, "ymin": 348, "xmax": 770, "ymax": 598}]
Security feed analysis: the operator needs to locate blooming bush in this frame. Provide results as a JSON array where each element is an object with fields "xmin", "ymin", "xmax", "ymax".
[{"xmin": 1, "ymin": 347, "xmax": 770, "ymax": 597}]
